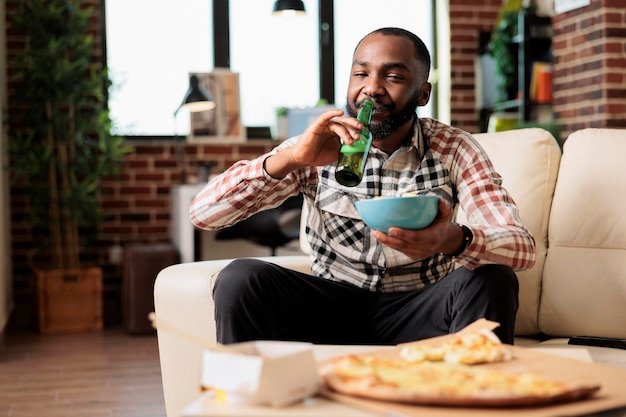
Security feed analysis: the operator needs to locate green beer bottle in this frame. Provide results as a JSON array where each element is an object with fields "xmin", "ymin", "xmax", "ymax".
[{"xmin": 335, "ymin": 99, "xmax": 375, "ymax": 187}]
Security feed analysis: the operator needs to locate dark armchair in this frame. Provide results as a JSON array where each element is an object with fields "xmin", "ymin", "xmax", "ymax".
[{"xmin": 214, "ymin": 193, "xmax": 303, "ymax": 256}]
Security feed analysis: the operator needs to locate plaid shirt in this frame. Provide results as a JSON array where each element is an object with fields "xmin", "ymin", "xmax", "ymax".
[{"xmin": 190, "ymin": 118, "xmax": 536, "ymax": 292}]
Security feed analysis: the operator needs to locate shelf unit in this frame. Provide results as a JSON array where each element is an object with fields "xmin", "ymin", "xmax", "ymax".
[
  {"xmin": 514, "ymin": 13, "xmax": 552, "ymax": 122},
  {"xmin": 480, "ymin": 13, "xmax": 553, "ymax": 131}
]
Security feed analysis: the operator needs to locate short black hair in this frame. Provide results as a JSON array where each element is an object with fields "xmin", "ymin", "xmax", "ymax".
[{"xmin": 356, "ymin": 27, "xmax": 431, "ymax": 79}]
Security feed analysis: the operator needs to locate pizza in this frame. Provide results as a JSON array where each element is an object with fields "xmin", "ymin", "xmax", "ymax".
[
  {"xmin": 320, "ymin": 354, "xmax": 601, "ymax": 407},
  {"xmin": 399, "ymin": 328, "xmax": 513, "ymax": 365},
  {"xmin": 320, "ymin": 329, "xmax": 600, "ymax": 407}
]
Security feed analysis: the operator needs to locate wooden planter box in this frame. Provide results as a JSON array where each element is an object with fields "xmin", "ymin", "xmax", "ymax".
[{"xmin": 36, "ymin": 267, "xmax": 103, "ymax": 334}]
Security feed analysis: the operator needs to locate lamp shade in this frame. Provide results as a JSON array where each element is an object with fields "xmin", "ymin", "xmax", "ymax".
[
  {"xmin": 175, "ymin": 74, "xmax": 215, "ymax": 116},
  {"xmin": 272, "ymin": 0, "xmax": 306, "ymax": 16}
]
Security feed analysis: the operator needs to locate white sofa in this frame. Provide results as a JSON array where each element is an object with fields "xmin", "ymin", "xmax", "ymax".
[{"xmin": 154, "ymin": 127, "xmax": 626, "ymax": 417}]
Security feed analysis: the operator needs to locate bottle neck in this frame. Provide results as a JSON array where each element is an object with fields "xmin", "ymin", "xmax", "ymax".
[{"xmin": 357, "ymin": 100, "xmax": 375, "ymax": 126}]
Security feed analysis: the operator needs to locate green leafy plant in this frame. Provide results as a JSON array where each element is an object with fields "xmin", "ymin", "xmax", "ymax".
[
  {"xmin": 7, "ymin": 0, "xmax": 131, "ymax": 270},
  {"xmin": 275, "ymin": 106, "xmax": 289, "ymax": 117},
  {"xmin": 489, "ymin": 4, "xmax": 537, "ymax": 101}
]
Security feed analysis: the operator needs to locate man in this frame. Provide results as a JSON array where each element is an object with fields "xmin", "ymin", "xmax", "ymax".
[{"xmin": 190, "ymin": 27, "xmax": 536, "ymax": 345}]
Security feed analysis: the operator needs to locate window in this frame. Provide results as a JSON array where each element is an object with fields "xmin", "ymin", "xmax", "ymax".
[
  {"xmin": 105, "ymin": 1, "xmax": 436, "ymax": 136},
  {"xmin": 105, "ymin": 0, "xmax": 213, "ymax": 135},
  {"xmin": 229, "ymin": 0, "xmax": 320, "ymax": 128}
]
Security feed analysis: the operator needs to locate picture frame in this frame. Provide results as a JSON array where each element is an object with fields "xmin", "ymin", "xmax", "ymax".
[{"xmin": 188, "ymin": 69, "xmax": 246, "ymax": 143}]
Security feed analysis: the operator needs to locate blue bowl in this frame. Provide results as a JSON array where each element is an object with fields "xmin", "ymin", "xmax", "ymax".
[{"xmin": 354, "ymin": 195, "xmax": 441, "ymax": 232}]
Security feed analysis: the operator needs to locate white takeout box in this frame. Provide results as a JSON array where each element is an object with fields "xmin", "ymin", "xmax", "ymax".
[{"xmin": 200, "ymin": 341, "xmax": 319, "ymax": 407}]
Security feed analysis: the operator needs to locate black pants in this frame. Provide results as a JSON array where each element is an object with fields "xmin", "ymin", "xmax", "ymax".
[{"xmin": 213, "ymin": 258, "xmax": 519, "ymax": 345}]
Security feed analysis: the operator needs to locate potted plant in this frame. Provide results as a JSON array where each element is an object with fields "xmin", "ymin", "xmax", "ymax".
[
  {"xmin": 273, "ymin": 106, "xmax": 289, "ymax": 140},
  {"xmin": 7, "ymin": 0, "xmax": 130, "ymax": 333}
]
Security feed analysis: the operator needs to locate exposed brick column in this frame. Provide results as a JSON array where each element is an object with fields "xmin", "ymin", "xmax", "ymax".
[
  {"xmin": 552, "ymin": 0, "xmax": 626, "ymax": 139},
  {"xmin": 448, "ymin": 0, "xmax": 502, "ymax": 133}
]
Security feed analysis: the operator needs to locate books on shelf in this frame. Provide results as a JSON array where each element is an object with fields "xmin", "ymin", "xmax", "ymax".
[{"xmin": 530, "ymin": 62, "xmax": 552, "ymax": 104}]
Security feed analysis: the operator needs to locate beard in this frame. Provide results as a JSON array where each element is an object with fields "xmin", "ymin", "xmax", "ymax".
[{"xmin": 346, "ymin": 93, "xmax": 420, "ymax": 139}]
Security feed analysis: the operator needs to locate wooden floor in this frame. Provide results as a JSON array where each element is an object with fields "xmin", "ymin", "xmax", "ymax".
[{"xmin": 0, "ymin": 327, "xmax": 166, "ymax": 417}]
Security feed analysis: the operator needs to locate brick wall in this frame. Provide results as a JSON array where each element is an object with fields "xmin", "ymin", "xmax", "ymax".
[
  {"xmin": 9, "ymin": 136, "xmax": 277, "ymax": 329},
  {"xmin": 552, "ymin": 0, "xmax": 626, "ymax": 138},
  {"xmin": 98, "ymin": 140, "xmax": 277, "ymax": 252},
  {"xmin": 6, "ymin": 0, "xmax": 625, "ymax": 329}
]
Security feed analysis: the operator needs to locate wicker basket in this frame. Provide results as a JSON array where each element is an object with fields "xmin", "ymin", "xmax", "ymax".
[{"xmin": 36, "ymin": 267, "xmax": 103, "ymax": 334}]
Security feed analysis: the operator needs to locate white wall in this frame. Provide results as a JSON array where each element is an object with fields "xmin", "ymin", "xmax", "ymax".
[{"xmin": 0, "ymin": 0, "xmax": 14, "ymax": 335}]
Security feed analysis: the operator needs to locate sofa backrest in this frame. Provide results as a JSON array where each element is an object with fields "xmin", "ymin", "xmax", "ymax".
[
  {"xmin": 540, "ymin": 128, "xmax": 626, "ymax": 338},
  {"xmin": 460, "ymin": 128, "xmax": 562, "ymax": 335}
]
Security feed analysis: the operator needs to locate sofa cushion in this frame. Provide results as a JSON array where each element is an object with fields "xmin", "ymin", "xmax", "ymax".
[
  {"xmin": 540, "ymin": 128, "xmax": 626, "ymax": 338},
  {"xmin": 470, "ymin": 128, "xmax": 561, "ymax": 335}
]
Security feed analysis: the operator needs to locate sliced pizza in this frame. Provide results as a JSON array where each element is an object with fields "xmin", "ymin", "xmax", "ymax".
[
  {"xmin": 400, "ymin": 328, "xmax": 513, "ymax": 365},
  {"xmin": 320, "ymin": 354, "xmax": 601, "ymax": 407}
]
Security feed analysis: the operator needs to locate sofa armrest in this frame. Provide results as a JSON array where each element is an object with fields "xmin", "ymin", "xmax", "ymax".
[{"xmin": 154, "ymin": 255, "xmax": 310, "ymax": 417}]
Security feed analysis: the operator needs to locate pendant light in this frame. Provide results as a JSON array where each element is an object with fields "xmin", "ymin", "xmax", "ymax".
[{"xmin": 272, "ymin": 0, "xmax": 306, "ymax": 17}]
